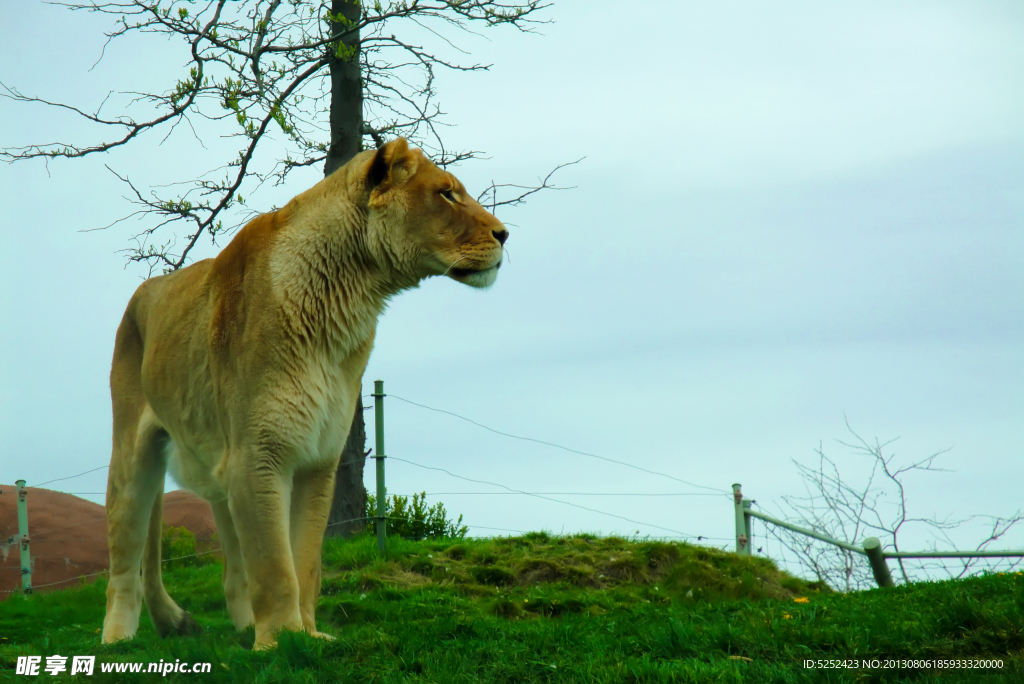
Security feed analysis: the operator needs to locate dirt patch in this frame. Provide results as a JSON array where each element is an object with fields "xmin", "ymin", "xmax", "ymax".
[
  {"xmin": 602, "ymin": 555, "xmax": 646, "ymax": 582},
  {"xmin": 517, "ymin": 558, "xmax": 565, "ymax": 584},
  {"xmin": 372, "ymin": 562, "xmax": 433, "ymax": 589},
  {"xmin": 1, "ymin": 486, "xmax": 216, "ymax": 597}
]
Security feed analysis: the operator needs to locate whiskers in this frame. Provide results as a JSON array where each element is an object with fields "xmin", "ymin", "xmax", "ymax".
[
  {"xmin": 428, "ymin": 246, "xmax": 503, "ymax": 277},
  {"xmin": 430, "ymin": 248, "xmax": 469, "ymax": 277}
]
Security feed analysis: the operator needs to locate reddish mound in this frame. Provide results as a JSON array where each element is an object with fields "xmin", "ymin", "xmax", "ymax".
[
  {"xmin": 1, "ymin": 486, "xmax": 216, "ymax": 597},
  {"xmin": 164, "ymin": 490, "xmax": 218, "ymax": 545}
]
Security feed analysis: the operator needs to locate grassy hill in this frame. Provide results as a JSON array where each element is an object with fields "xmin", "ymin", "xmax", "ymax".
[{"xmin": 2, "ymin": 533, "xmax": 1021, "ymax": 682}]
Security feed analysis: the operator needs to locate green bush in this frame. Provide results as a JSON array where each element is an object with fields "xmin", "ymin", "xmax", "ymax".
[
  {"xmin": 365, "ymin": 491, "xmax": 468, "ymax": 541},
  {"xmin": 161, "ymin": 524, "xmax": 218, "ymax": 569}
]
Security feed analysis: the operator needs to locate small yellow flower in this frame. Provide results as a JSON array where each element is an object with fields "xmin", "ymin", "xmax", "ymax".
[
  {"xmin": 793, "ymin": 597, "xmax": 810, "ymax": 603},
  {"xmin": 782, "ymin": 613, "xmax": 792, "ymax": 620}
]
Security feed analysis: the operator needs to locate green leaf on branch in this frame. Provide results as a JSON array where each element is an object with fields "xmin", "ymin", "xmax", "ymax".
[{"xmin": 334, "ymin": 41, "xmax": 358, "ymax": 62}]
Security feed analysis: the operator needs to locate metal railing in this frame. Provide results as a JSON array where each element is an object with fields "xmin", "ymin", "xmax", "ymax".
[{"xmin": 731, "ymin": 483, "xmax": 1024, "ymax": 588}]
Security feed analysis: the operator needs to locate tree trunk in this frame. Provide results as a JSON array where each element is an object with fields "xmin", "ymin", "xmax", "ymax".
[
  {"xmin": 327, "ymin": 395, "xmax": 368, "ymax": 537},
  {"xmin": 324, "ymin": 0, "xmax": 367, "ymax": 537},
  {"xmin": 324, "ymin": 0, "xmax": 363, "ymax": 177}
]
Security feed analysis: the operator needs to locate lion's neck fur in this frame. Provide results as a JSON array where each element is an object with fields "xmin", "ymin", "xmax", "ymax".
[{"xmin": 267, "ymin": 157, "xmax": 417, "ymax": 359}]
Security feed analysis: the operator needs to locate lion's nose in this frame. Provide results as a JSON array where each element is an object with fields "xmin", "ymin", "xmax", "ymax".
[{"xmin": 492, "ymin": 228, "xmax": 509, "ymax": 245}]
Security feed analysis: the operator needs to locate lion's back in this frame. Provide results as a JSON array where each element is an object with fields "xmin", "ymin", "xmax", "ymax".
[{"xmin": 126, "ymin": 260, "xmax": 215, "ymax": 339}]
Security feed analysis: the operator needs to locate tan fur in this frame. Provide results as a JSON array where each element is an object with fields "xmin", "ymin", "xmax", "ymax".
[{"xmin": 102, "ymin": 139, "xmax": 507, "ymax": 649}]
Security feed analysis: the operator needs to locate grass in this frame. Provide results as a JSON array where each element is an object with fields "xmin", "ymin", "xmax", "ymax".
[{"xmin": 2, "ymin": 533, "xmax": 1022, "ymax": 682}]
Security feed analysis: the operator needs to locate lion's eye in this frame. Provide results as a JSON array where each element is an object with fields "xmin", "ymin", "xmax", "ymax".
[{"xmin": 439, "ymin": 189, "xmax": 456, "ymax": 203}]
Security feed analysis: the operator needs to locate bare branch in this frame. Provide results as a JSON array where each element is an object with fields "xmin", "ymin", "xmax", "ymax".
[
  {"xmin": 477, "ymin": 158, "xmax": 583, "ymax": 214},
  {"xmin": 763, "ymin": 422, "xmax": 1021, "ymax": 589}
]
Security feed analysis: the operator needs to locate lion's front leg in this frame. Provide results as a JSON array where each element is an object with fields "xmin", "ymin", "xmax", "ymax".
[
  {"xmin": 225, "ymin": 451, "xmax": 303, "ymax": 650},
  {"xmin": 290, "ymin": 464, "xmax": 337, "ymax": 639},
  {"xmin": 210, "ymin": 499, "xmax": 254, "ymax": 632}
]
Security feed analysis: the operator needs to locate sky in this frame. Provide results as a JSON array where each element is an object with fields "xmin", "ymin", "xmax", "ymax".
[{"xmin": 1, "ymin": 0, "xmax": 1022, "ymax": 580}]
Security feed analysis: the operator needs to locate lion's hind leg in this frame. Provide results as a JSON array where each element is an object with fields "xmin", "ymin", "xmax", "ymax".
[
  {"xmin": 142, "ymin": 485, "xmax": 201, "ymax": 637},
  {"xmin": 102, "ymin": 409, "xmax": 171, "ymax": 643}
]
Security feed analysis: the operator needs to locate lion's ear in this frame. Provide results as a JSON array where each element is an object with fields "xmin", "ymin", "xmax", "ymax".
[{"xmin": 367, "ymin": 137, "xmax": 417, "ymax": 192}]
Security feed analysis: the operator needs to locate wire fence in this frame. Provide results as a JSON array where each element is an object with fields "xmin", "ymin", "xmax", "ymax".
[
  {"xmin": 387, "ymin": 394, "xmax": 727, "ymax": 495},
  {"xmin": 4, "ymin": 383, "xmax": 739, "ymax": 596}
]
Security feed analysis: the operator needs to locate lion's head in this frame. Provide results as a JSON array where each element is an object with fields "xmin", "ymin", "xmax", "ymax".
[{"xmin": 363, "ymin": 138, "xmax": 508, "ymax": 289}]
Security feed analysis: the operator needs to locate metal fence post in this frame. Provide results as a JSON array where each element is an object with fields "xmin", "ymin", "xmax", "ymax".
[
  {"xmin": 16, "ymin": 480, "xmax": 32, "ymax": 594},
  {"xmin": 743, "ymin": 499, "xmax": 753, "ymax": 551},
  {"xmin": 373, "ymin": 380, "xmax": 387, "ymax": 554},
  {"xmin": 863, "ymin": 536, "xmax": 894, "ymax": 588},
  {"xmin": 732, "ymin": 483, "xmax": 750, "ymax": 555}
]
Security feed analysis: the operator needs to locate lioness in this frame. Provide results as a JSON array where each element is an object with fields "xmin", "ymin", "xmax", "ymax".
[{"xmin": 102, "ymin": 138, "xmax": 507, "ymax": 649}]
